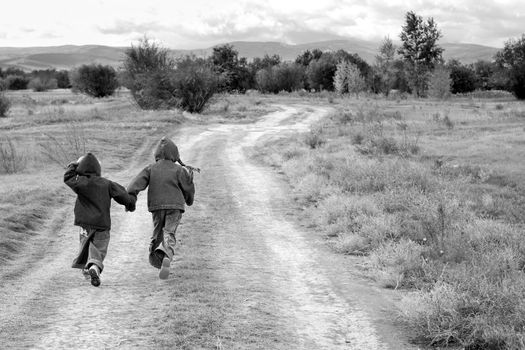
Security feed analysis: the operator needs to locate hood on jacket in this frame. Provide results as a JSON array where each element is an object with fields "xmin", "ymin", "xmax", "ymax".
[
  {"xmin": 76, "ymin": 152, "xmax": 101, "ymax": 176},
  {"xmin": 154, "ymin": 137, "xmax": 180, "ymax": 162}
]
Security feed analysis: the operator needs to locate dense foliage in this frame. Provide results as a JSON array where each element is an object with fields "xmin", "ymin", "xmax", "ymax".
[
  {"xmin": 496, "ymin": 34, "xmax": 525, "ymax": 99},
  {"xmin": 70, "ymin": 64, "xmax": 119, "ymax": 98},
  {"xmin": 399, "ymin": 11, "xmax": 443, "ymax": 96}
]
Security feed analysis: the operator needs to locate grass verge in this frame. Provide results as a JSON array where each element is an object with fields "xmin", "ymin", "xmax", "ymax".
[{"xmin": 255, "ymin": 96, "xmax": 525, "ymax": 349}]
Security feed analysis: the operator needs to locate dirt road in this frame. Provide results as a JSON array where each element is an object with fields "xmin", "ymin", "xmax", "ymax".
[{"xmin": 0, "ymin": 105, "xmax": 417, "ymax": 349}]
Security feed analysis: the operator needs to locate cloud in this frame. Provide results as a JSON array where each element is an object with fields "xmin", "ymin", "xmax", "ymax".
[
  {"xmin": 98, "ymin": 20, "xmax": 170, "ymax": 35},
  {"xmin": 2, "ymin": 0, "xmax": 524, "ymax": 48}
]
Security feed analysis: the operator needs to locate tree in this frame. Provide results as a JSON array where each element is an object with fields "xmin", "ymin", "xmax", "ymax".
[
  {"xmin": 333, "ymin": 61, "xmax": 365, "ymax": 96},
  {"xmin": 399, "ymin": 11, "xmax": 444, "ymax": 97},
  {"xmin": 495, "ymin": 34, "xmax": 525, "ymax": 99},
  {"xmin": 122, "ymin": 38, "xmax": 177, "ymax": 109},
  {"xmin": 306, "ymin": 53, "xmax": 338, "ymax": 91},
  {"xmin": 295, "ymin": 49, "xmax": 323, "ymax": 67},
  {"xmin": 375, "ymin": 37, "xmax": 397, "ymax": 95},
  {"xmin": 70, "ymin": 64, "xmax": 119, "ymax": 97},
  {"xmin": 210, "ymin": 44, "xmax": 251, "ymax": 92}
]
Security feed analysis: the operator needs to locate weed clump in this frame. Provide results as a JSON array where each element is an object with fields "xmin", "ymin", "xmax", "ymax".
[
  {"xmin": 0, "ymin": 93, "xmax": 10, "ymax": 118},
  {"xmin": 0, "ymin": 137, "xmax": 26, "ymax": 173}
]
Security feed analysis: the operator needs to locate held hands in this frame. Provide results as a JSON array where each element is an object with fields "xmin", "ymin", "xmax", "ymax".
[
  {"xmin": 125, "ymin": 194, "xmax": 137, "ymax": 212},
  {"xmin": 125, "ymin": 202, "xmax": 136, "ymax": 212}
]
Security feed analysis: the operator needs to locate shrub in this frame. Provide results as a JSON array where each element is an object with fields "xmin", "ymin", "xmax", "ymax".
[
  {"xmin": 0, "ymin": 137, "xmax": 26, "ymax": 173},
  {"xmin": 304, "ymin": 128, "xmax": 325, "ymax": 149},
  {"xmin": 28, "ymin": 77, "xmax": 58, "ymax": 92},
  {"xmin": 5, "ymin": 75, "xmax": 29, "ymax": 90},
  {"xmin": 449, "ymin": 63, "xmax": 476, "ymax": 94},
  {"xmin": 168, "ymin": 57, "xmax": 219, "ymax": 113},
  {"xmin": 39, "ymin": 123, "xmax": 87, "ymax": 167},
  {"xmin": 122, "ymin": 37, "xmax": 177, "ymax": 109},
  {"xmin": 255, "ymin": 63, "xmax": 304, "ymax": 93},
  {"xmin": 0, "ymin": 93, "xmax": 10, "ymax": 117},
  {"xmin": 56, "ymin": 70, "xmax": 71, "ymax": 88},
  {"xmin": 70, "ymin": 64, "xmax": 119, "ymax": 97}
]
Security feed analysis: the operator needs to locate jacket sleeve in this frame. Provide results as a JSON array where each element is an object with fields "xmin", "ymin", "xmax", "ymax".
[
  {"xmin": 110, "ymin": 180, "xmax": 136, "ymax": 208},
  {"xmin": 127, "ymin": 166, "xmax": 151, "ymax": 198},
  {"xmin": 64, "ymin": 163, "xmax": 88, "ymax": 192},
  {"xmin": 179, "ymin": 167, "xmax": 195, "ymax": 206}
]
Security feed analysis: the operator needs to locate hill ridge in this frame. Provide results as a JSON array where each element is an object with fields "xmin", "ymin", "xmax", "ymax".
[{"xmin": 0, "ymin": 40, "xmax": 499, "ymax": 71}]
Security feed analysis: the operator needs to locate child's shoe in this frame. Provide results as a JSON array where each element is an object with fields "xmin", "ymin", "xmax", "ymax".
[
  {"xmin": 81, "ymin": 268, "xmax": 91, "ymax": 280},
  {"xmin": 88, "ymin": 265, "xmax": 101, "ymax": 287},
  {"xmin": 159, "ymin": 257, "xmax": 171, "ymax": 280}
]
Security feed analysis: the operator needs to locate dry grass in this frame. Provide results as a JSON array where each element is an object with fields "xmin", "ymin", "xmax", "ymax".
[{"xmin": 256, "ymin": 93, "xmax": 525, "ymax": 349}]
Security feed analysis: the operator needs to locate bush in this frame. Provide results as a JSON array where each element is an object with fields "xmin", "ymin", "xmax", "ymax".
[
  {"xmin": 56, "ymin": 70, "xmax": 71, "ymax": 88},
  {"xmin": 0, "ymin": 137, "xmax": 26, "ymax": 173},
  {"xmin": 122, "ymin": 37, "xmax": 177, "ymax": 109},
  {"xmin": 70, "ymin": 64, "xmax": 119, "ymax": 97},
  {"xmin": 449, "ymin": 64, "xmax": 476, "ymax": 94},
  {"xmin": 168, "ymin": 57, "xmax": 219, "ymax": 113},
  {"xmin": 28, "ymin": 77, "xmax": 58, "ymax": 92},
  {"xmin": 0, "ymin": 93, "xmax": 10, "ymax": 118},
  {"xmin": 255, "ymin": 63, "xmax": 304, "ymax": 93},
  {"xmin": 5, "ymin": 75, "xmax": 29, "ymax": 90}
]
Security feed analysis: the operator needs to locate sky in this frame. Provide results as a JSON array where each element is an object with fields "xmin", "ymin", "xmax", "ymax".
[{"xmin": 0, "ymin": 0, "xmax": 523, "ymax": 49}]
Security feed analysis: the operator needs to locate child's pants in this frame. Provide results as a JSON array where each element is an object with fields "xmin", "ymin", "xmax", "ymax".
[
  {"xmin": 149, "ymin": 209, "xmax": 182, "ymax": 268},
  {"xmin": 72, "ymin": 227, "xmax": 110, "ymax": 272}
]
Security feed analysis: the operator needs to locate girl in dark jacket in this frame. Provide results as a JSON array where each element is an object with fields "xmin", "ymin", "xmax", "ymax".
[
  {"xmin": 127, "ymin": 137, "xmax": 195, "ymax": 280},
  {"xmin": 64, "ymin": 153, "xmax": 136, "ymax": 287}
]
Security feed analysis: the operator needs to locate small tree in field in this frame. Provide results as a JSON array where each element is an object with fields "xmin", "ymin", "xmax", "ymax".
[
  {"xmin": 399, "ymin": 11, "xmax": 444, "ymax": 97},
  {"xmin": 334, "ymin": 61, "xmax": 365, "ymax": 96},
  {"xmin": 70, "ymin": 64, "xmax": 118, "ymax": 97},
  {"xmin": 375, "ymin": 37, "xmax": 397, "ymax": 95}
]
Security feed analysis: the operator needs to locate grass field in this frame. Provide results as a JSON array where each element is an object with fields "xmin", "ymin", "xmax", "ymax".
[{"xmin": 255, "ymin": 91, "xmax": 525, "ymax": 349}]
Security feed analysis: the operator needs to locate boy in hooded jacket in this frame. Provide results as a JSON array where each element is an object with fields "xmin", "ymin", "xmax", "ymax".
[
  {"xmin": 64, "ymin": 152, "xmax": 136, "ymax": 287},
  {"xmin": 127, "ymin": 137, "xmax": 195, "ymax": 279}
]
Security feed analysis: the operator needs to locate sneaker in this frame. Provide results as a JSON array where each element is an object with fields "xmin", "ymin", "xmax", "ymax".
[
  {"xmin": 159, "ymin": 257, "xmax": 171, "ymax": 280},
  {"xmin": 88, "ymin": 265, "xmax": 101, "ymax": 287},
  {"xmin": 81, "ymin": 268, "xmax": 91, "ymax": 281}
]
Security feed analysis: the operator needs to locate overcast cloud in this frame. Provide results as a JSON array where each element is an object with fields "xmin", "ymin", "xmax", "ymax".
[{"xmin": 0, "ymin": 0, "xmax": 523, "ymax": 48}]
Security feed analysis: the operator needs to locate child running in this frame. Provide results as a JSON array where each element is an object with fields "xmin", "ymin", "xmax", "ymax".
[
  {"xmin": 64, "ymin": 152, "xmax": 136, "ymax": 287},
  {"xmin": 127, "ymin": 136, "xmax": 195, "ymax": 279}
]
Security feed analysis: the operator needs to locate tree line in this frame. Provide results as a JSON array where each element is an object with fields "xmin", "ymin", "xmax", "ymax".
[{"xmin": 1, "ymin": 11, "xmax": 524, "ymax": 114}]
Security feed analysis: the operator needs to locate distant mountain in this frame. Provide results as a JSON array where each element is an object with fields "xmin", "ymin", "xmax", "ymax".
[{"xmin": 0, "ymin": 40, "xmax": 499, "ymax": 71}]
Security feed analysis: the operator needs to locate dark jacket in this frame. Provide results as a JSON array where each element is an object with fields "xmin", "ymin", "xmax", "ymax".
[
  {"xmin": 64, "ymin": 153, "xmax": 135, "ymax": 230},
  {"xmin": 127, "ymin": 137, "xmax": 195, "ymax": 212}
]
